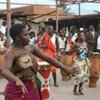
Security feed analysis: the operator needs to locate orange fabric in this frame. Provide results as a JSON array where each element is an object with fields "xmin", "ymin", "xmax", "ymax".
[
  {"xmin": 37, "ymin": 35, "xmax": 42, "ymax": 49},
  {"xmin": 68, "ymin": 37, "xmax": 76, "ymax": 63},
  {"xmin": 40, "ymin": 33, "xmax": 56, "ymax": 57},
  {"xmin": 39, "ymin": 33, "xmax": 57, "ymax": 73},
  {"xmin": 50, "ymin": 65, "xmax": 56, "ymax": 73},
  {"xmin": 0, "ymin": 54, "xmax": 4, "ymax": 70},
  {"xmin": 68, "ymin": 37, "xmax": 73, "ymax": 48},
  {"xmin": 72, "ymin": 52, "xmax": 76, "ymax": 62}
]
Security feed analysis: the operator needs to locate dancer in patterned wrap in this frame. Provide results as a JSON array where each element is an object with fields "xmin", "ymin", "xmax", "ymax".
[{"xmin": 67, "ymin": 32, "xmax": 91, "ymax": 95}]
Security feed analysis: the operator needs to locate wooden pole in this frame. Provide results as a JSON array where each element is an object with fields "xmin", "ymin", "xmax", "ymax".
[
  {"xmin": 78, "ymin": 3, "xmax": 81, "ymax": 16},
  {"xmin": 6, "ymin": 0, "xmax": 11, "ymax": 48},
  {"xmin": 56, "ymin": 0, "xmax": 59, "ymax": 33}
]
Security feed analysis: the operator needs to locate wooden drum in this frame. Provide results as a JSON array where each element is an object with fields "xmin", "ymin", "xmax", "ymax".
[
  {"xmin": 37, "ymin": 61, "xmax": 51, "ymax": 100},
  {"xmin": 60, "ymin": 52, "xmax": 73, "ymax": 81},
  {"xmin": 89, "ymin": 52, "xmax": 100, "ymax": 87}
]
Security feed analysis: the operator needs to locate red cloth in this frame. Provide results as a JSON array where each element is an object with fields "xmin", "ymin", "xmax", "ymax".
[
  {"xmin": 5, "ymin": 39, "xmax": 8, "ymax": 49},
  {"xmin": 5, "ymin": 81, "xmax": 41, "ymax": 100},
  {"xmin": 38, "ymin": 70, "xmax": 51, "ymax": 99}
]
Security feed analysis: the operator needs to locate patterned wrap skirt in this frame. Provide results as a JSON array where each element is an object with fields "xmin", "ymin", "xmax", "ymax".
[{"xmin": 73, "ymin": 57, "xmax": 91, "ymax": 85}]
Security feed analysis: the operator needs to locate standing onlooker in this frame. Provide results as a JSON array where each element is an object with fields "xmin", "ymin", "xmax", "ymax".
[
  {"xmin": 0, "ymin": 21, "xmax": 6, "ymax": 35},
  {"xmin": 97, "ymin": 33, "xmax": 100, "ymax": 52},
  {"xmin": 0, "ymin": 32, "xmax": 7, "ymax": 79},
  {"xmin": 58, "ymin": 30, "xmax": 67, "ymax": 59},
  {"xmin": 39, "ymin": 25, "xmax": 59, "ymax": 87},
  {"xmin": 37, "ymin": 27, "xmax": 46, "ymax": 50},
  {"xmin": 85, "ymin": 25, "xmax": 98, "ymax": 52},
  {"xmin": 0, "ymin": 21, "xmax": 7, "ymax": 46},
  {"xmin": 29, "ymin": 31, "xmax": 37, "ymax": 46},
  {"xmin": 79, "ymin": 27, "xmax": 84, "ymax": 34},
  {"xmin": 66, "ymin": 26, "xmax": 78, "ymax": 64}
]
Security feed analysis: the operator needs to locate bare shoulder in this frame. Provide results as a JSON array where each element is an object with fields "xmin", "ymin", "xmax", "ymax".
[
  {"xmin": 26, "ymin": 44, "xmax": 38, "ymax": 53},
  {"xmin": 4, "ymin": 47, "xmax": 16, "ymax": 60}
]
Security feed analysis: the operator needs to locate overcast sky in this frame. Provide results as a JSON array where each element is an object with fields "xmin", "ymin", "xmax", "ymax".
[
  {"xmin": 0, "ymin": 0, "xmax": 100, "ymax": 15},
  {"xmin": 67, "ymin": 2, "xmax": 100, "ymax": 15},
  {"xmin": 0, "ymin": 0, "xmax": 56, "ymax": 10}
]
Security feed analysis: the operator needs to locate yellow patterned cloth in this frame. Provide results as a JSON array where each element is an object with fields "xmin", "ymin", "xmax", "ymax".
[
  {"xmin": 73, "ymin": 57, "xmax": 91, "ymax": 85},
  {"xmin": 16, "ymin": 53, "xmax": 33, "ymax": 69}
]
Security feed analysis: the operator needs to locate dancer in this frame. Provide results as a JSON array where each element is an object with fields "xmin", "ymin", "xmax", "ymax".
[{"xmin": 2, "ymin": 24, "xmax": 77, "ymax": 99}]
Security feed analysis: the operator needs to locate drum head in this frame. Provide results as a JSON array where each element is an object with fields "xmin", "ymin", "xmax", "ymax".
[
  {"xmin": 37, "ymin": 61, "xmax": 50, "ymax": 66},
  {"xmin": 37, "ymin": 61, "xmax": 50, "ymax": 70}
]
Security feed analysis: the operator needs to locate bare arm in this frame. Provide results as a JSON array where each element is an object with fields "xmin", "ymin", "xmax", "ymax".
[
  {"xmin": 2, "ymin": 51, "xmax": 18, "ymax": 83},
  {"xmin": 29, "ymin": 45, "xmax": 77, "ymax": 75},
  {"xmin": 2, "ymin": 51, "xmax": 28, "ymax": 93}
]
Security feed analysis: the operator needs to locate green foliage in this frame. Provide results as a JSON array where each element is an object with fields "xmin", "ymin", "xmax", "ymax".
[{"xmin": 38, "ymin": 22, "xmax": 45, "ymax": 30}]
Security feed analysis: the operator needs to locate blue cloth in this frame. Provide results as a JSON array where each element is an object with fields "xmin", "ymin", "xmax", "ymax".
[
  {"xmin": 68, "ymin": 32, "xmax": 73, "ymax": 37},
  {"xmin": 76, "ymin": 48, "xmax": 87, "ymax": 59}
]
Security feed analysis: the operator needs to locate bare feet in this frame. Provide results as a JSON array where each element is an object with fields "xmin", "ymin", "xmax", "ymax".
[
  {"xmin": 79, "ymin": 91, "xmax": 84, "ymax": 95},
  {"xmin": 79, "ymin": 88, "xmax": 84, "ymax": 95},
  {"xmin": 73, "ymin": 90, "xmax": 80, "ymax": 95},
  {"xmin": 0, "ymin": 91, "xmax": 5, "ymax": 95},
  {"xmin": 54, "ymin": 84, "xmax": 59, "ymax": 87}
]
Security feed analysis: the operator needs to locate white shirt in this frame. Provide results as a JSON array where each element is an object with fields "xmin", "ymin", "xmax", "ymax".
[
  {"xmin": 97, "ymin": 36, "xmax": 100, "ymax": 50},
  {"xmin": 51, "ymin": 34, "xmax": 57, "ymax": 47},
  {"xmin": 58, "ymin": 36, "xmax": 66, "ymax": 49},
  {"xmin": 71, "ymin": 33, "xmax": 78, "ymax": 43},
  {"xmin": 0, "ymin": 25, "xmax": 6, "ymax": 35},
  {"xmin": 0, "ymin": 39, "xmax": 5, "ymax": 52},
  {"xmin": 29, "ymin": 37, "xmax": 37, "ymax": 46}
]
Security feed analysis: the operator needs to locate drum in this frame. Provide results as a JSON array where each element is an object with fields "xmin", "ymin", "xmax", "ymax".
[
  {"xmin": 37, "ymin": 61, "xmax": 51, "ymax": 100},
  {"xmin": 89, "ymin": 52, "xmax": 100, "ymax": 87},
  {"xmin": 60, "ymin": 51, "xmax": 73, "ymax": 81}
]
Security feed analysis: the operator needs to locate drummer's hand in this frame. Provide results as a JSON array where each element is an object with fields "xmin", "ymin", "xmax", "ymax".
[{"xmin": 15, "ymin": 78, "xmax": 28, "ymax": 94}]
